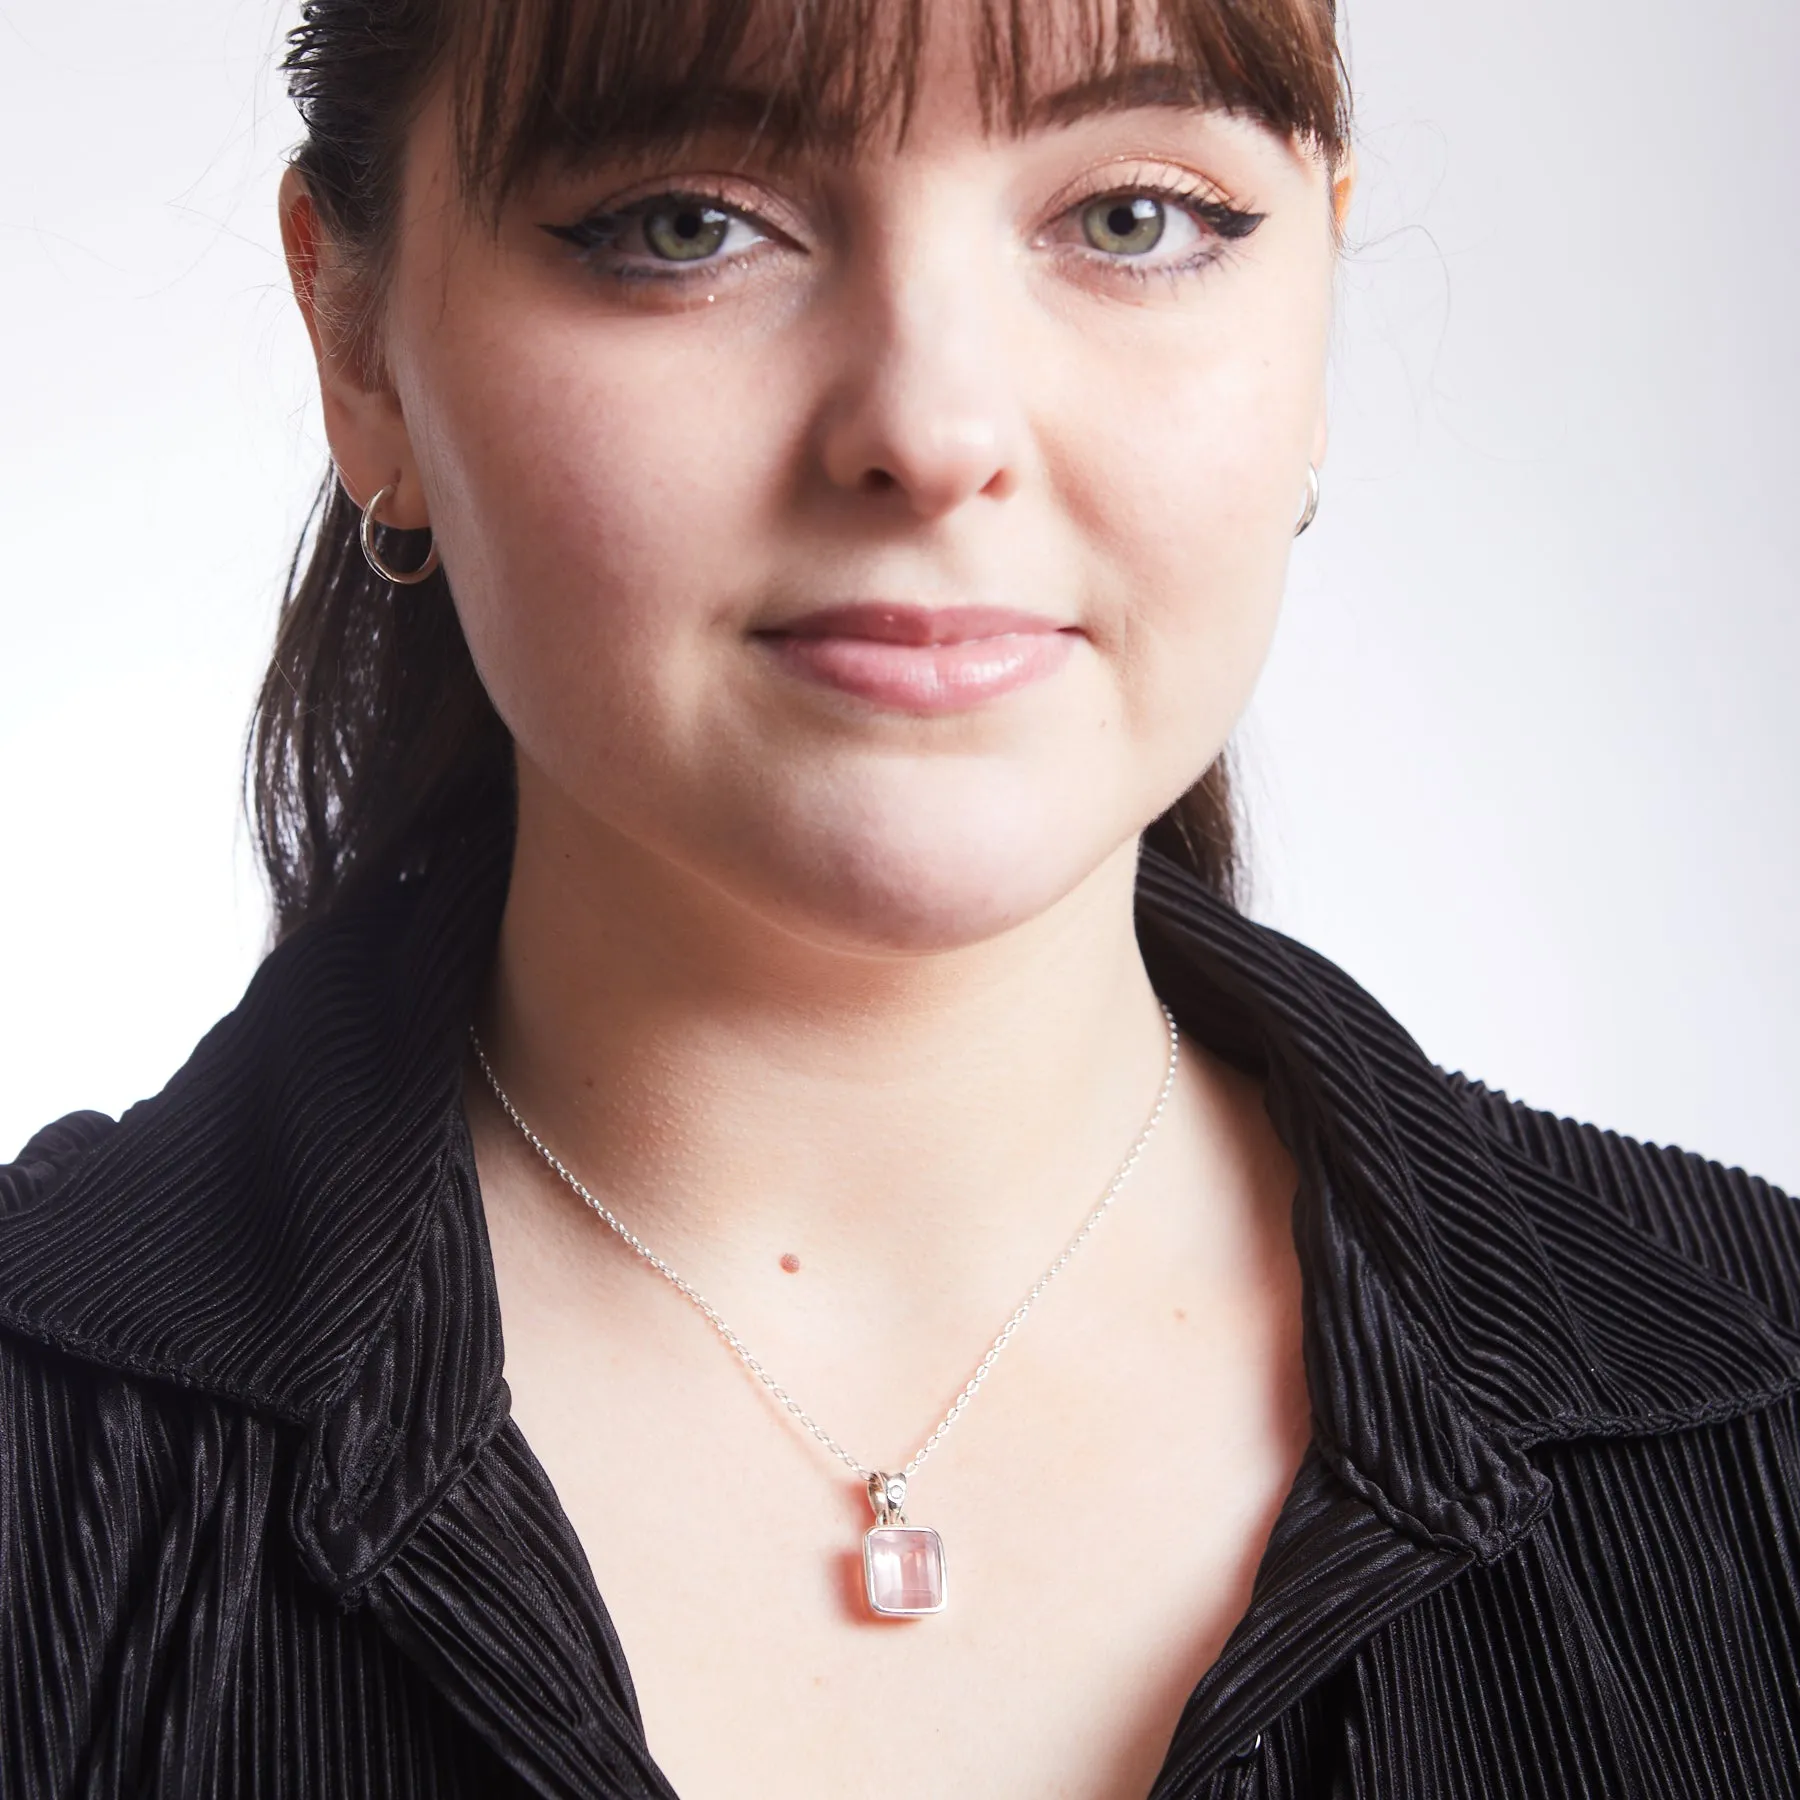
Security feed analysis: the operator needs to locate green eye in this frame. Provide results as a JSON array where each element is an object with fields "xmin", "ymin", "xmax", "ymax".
[
  {"xmin": 1081, "ymin": 195, "xmax": 1167, "ymax": 256},
  {"xmin": 642, "ymin": 203, "xmax": 732, "ymax": 262}
]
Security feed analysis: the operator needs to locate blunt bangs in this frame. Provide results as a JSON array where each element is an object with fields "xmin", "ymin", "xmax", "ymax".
[{"xmin": 439, "ymin": 0, "xmax": 1349, "ymax": 219}]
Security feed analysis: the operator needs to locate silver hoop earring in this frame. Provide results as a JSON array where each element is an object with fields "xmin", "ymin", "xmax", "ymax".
[
  {"xmin": 1294, "ymin": 464, "xmax": 1321, "ymax": 538},
  {"xmin": 358, "ymin": 483, "xmax": 441, "ymax": 586}
]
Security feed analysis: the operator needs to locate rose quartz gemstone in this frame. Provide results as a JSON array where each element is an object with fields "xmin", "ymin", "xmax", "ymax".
[{"xmin": 863, "ymin": 1525, "xmax": 947, "ymax": 1617}]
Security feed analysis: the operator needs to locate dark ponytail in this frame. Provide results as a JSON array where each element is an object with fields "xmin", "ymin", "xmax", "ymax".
[{"xmin": 250, "ymin": 478, "xmax": 512, "ymax": 940}]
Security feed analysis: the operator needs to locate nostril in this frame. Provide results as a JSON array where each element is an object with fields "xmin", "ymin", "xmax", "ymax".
[{"xmin": 859, "ymin": 467, "xmax": 900, "ymax": 494}]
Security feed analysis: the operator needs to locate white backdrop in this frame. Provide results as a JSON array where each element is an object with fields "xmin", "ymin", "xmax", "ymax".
[{"xmin": 3, "ymin": 0, "xmax": 1796, "ymax": 1187}]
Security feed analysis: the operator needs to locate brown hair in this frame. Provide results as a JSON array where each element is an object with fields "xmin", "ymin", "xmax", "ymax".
[{"xmin": 253, "ymin": 0, "xmax": 1350, "ymax": 941}]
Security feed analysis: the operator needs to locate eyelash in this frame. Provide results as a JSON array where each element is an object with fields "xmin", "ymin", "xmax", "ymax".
[
  {"xmin": 542, "ymin": 177, "xmax": 1264, "ymax": 289},
  {"xmin": 542, "ymin": 193, "xmax": 782, "ymax": 286},
  {"xmin": 1052, "ymin": 176, "xmax": 1265, "ymax": 285}
]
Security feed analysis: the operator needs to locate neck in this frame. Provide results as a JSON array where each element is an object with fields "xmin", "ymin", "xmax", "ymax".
[{"xmin": 474, "ymin": 781, "xmax": 1183, "ymax": 1308}]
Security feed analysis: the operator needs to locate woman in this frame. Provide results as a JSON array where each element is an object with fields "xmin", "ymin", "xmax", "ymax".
[{"xmin": 3, "ymin": 0, "xmax": 1797, "ymax": 1794}]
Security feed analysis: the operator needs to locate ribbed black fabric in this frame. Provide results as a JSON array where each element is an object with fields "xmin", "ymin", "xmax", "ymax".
[{"xmin": 4, "ymin": 836, "xmax": 1799, "ymax": 1797}]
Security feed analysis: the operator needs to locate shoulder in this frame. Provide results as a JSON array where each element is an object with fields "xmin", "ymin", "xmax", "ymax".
[
  {"xmin": 0, "ymin": 1106, "xmax": 380, "ymax": 1792},
  {"xmin": 0, "ymin": 1126, "xmax": 289, "ymax": 1783},
  {"xmin": 1451, "ymin": 1074, "xmax": 1800, "ymax": 1332},
  {"xmin": 0, "ymin": 1106, "xmax": 287, "ymax": 1480},
  {"xmin": 0, "ymin": 1107, "xmax": 118, "ymax": 1212}
]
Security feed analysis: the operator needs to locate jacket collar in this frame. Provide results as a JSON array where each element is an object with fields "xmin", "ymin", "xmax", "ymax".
[
  {"xmin": 4, "ymin": 834, "xmax": 1798, "ymax": 1592},
  {"xmin": 0, "ymin": 828, "xmax": 506, "ymax": 1426},
  {"xmin": 1136, "ymin": 852, "xmax": 1800, "ymax": 1556}
]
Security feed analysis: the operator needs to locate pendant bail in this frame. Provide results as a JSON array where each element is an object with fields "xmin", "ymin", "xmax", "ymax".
[{"xmin": 867, "ymin": 1471, "xmax": 908, "ymax": 1525}]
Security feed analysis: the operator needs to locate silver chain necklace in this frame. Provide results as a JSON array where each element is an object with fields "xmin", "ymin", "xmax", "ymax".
[{"xmin": 469, "ymin": 1003, "xmax": 1181, "ymax": 1620}]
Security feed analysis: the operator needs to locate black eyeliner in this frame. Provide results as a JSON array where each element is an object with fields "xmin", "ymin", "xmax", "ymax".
[
  {"xmin": 1190, "ymin": 198, "xmax": 1266, "ymax": 240},
  {"xmin": 539, "ymin": 214, "xmax": 624, "ymax": 253}
]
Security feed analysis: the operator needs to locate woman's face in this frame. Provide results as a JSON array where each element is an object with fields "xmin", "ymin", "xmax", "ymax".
[{"xmin": 297, "ymin": 7, "xmax": 1343, "ymax": 953}]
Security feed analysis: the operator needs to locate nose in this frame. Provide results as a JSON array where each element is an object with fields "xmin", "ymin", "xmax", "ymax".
[{"xmin": 813, "ymin": 254, "xmax": 1026, "ymax": 520}]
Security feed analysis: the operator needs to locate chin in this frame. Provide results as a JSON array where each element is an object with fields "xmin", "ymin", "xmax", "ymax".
[{"xmin": 728, "ymin": 786, "xmax": 1133, "ymax": 957}]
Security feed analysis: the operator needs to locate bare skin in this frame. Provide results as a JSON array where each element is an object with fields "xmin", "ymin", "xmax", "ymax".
[
  {"xmin": 471, "ymin": 1025, "xmax": 1305, "ymax": 1800},
  {"xmin": 282, "ymin": 2, "xmax": 1351, "ymax": 1791}
]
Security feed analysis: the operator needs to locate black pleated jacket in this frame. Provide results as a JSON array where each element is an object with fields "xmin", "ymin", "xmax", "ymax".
[{"xmin": 5, "ymin": 837, "xmax": 1800, "ymax": 1798}]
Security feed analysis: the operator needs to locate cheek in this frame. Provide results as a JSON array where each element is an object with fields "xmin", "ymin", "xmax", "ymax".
[
  {"xmin": 389, "ymin": 269, "xmax": 796, "ymax": 772},
  {"xmin": 1039, "ymin": 277, "xmax": 1327, "ymax": 790}
]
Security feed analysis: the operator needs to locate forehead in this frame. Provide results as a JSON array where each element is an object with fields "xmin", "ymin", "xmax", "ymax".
[{"xmin": 442, "ymin": 0, "xmax": 1342, "ymax": 209}]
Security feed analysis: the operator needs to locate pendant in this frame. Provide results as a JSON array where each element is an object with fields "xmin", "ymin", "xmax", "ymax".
[{"xmin": 862, "ymin": 1472, "xmax": 947, "ymax": 1618}]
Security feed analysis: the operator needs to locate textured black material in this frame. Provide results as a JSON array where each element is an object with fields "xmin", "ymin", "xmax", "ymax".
[{"xmin": 5, "ymin": 836, "xmax": 1800, "ymax": 1797}]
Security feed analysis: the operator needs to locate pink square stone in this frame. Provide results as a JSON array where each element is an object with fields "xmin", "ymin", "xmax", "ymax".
[{"xmin": 863, "ymin": 1525, "xmax": 947, "ymax": 1617}]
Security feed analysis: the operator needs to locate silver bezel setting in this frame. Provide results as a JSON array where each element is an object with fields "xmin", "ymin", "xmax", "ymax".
[{"xmin": 862, "ymin": 1524, "xmax": 948, "ymax": 1618}]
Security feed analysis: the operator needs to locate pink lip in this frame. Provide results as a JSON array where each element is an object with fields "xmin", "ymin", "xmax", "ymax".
[{"xmin": 757, "ymin": 604, "xmax": 1078, "ymax": 714}]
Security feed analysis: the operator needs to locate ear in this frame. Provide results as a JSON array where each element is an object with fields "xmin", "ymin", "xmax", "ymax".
[
  {"xmin": 1310, "ymin": 149, "xmax": 1357, "ymax": 472},
  {"xmin": 279, "ymin": 165, "xmax": 429, "ymax": 529},
  {"xmin": 1330, "ymin": 148, "xmax": 1358, "ymax": 238}
]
